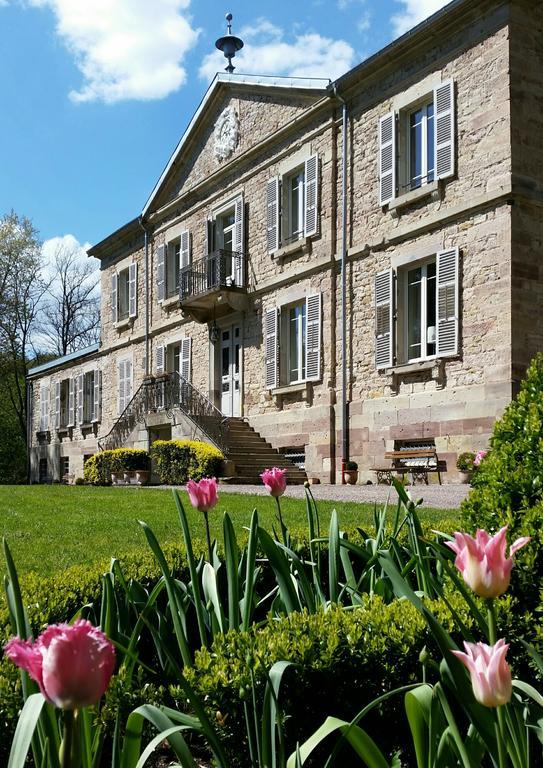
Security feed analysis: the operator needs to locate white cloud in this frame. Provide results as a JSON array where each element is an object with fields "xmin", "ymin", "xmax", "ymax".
[
  {"xmin": 42, "ymin": 234, "xmax": 96, "ymax": 283},
  {"xmin": 199, "ymin": 18, "xmax": 355, "ymax": 82},
  {"xmin": 26, "ymin": 0, "xmax": 200, "ymax": 103},
  {"xmin": 357, "ymin": 11, "xmax": 371, "ymax": 33},
  {"xmin": 392, "ymin": 0, "xmax": 451, "ymax": 36}
]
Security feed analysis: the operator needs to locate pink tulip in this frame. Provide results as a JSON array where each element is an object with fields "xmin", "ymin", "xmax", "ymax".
[
  {"xmin": 187, "ymin": 477, "xmax": 219, "ymax": 513},
  {"xmin": 474, "ymin": 450, "xmax": 488, "ymax": 467},
  {"xmin": 446, "ymin": 525, "xmax": 530, "ymax": 599},
  {"xmin": 452, "ymin": 639, "xmax": 512, "ymax": 707},
  {"xmin": 4, "ymin": 620, "xmax": 115, "ymax": 709},
  {"xmin": 261, "ymin": 467, "xmax": 287, "ymax": 498}
]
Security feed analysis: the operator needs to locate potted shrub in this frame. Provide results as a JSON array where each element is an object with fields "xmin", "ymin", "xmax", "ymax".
[
  {"xmin": 344, "ymin": 460, "xmax": 359, "ymax": 485},
  {"xmin": 456, "ymin": 451, "xmax": 475, "ymax": 483}
]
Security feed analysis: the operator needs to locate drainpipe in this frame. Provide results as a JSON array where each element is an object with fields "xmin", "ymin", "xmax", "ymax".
[
  {"xmin": 138, "ymin": 216, "xmax": 150, "ymax": 377},
  {"xmin": 332, "ymin": 85, "xmax": 349, "ymax": 483}
]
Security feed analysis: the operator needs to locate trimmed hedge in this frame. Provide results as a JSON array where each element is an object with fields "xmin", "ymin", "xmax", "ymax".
[
  {"xmin": 150, "ymin": 439, "xmax": 223, "ymax": 484},
  {"xmin": 182, "ymin": 596, "xmax": 476, "ymax": 765},
  {"xmin": 84, "ymin": 449, "xmax": 150, "ymax": 485}
]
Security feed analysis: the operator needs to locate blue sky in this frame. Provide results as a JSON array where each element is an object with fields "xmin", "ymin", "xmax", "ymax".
[{"xmin": 0, "ymin": 0, "xmax": 449, "ymax": 258}]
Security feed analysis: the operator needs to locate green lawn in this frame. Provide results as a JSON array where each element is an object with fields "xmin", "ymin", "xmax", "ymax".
[{"xmin": 0, "ymin": 485, "xmax": 454, "ymax": 577}]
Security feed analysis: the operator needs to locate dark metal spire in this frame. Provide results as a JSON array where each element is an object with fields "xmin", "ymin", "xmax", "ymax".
[{"xmin": 215, "ymin": 13, "xmax": 244, "ymax": 74}]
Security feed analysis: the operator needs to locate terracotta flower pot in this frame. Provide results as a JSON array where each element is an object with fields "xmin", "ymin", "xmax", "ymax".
[
  {"xmin": 111, "ymin": 472, "xmax": 123, "ymax": 486},
  {"xmin": 124, "ymin": 470, "xmax": 136, "ymax": 484},
  {"xmin": 344, "ymin": 470, "xmax": 358, "ymax": 485},
  {"xmin": 459, "ymin": 470, "xmax": 472, "ymax": 484}
]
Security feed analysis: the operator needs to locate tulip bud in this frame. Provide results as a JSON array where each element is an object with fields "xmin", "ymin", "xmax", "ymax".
[{"xmin": 452, "ymin": 639, "xmax": 512, "ymax": 708}]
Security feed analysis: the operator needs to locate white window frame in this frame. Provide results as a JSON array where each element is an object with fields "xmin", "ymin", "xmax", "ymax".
[
  {"xmin": 401, "ymin": 258, "xmax": 437, "ymax": 364},
  {"xmin": 117, "ymin": 267, "xmax": 130, "ymax": 321},
  {"xmin": 405, "ymin": 99, "xmax": 435, "ymax": 192},
  {"xmin": 282, "ymin": 167, "xmax": 305, "ymax": 245},
  {"xmin": 285, "ymin": 301, "xmax": 307, "ymax": 385}
]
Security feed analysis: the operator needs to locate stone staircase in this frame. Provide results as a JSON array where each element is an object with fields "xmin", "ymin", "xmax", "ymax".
[{"xmin": 223, "ymin": 417, "xmax": 307, "ymax": 485}]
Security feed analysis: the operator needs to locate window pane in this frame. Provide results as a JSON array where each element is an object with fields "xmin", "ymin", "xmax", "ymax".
[
  {"xmin": 410, "ymin": 108, "xmax": 423, "ymax": 190},
  {"xmin": 222, "ymin": 346, "xmax": 229, "ymax": 377},
  {"xmin": 426, "ymin": 262, "xmax": 437, "ymax": 355},
  {"xmin": 407, "ymin": 267, "xmax": 422, "ymax": 359},
  {"xmin": 289, "ymin": 307, "xmax": 299, "ymax": 381},
  {"xmin": 426, "ymin": 102, "xmax": 435, "ymax": 183},
  {"xmin": 118, "ymin": 270, "xmax": 129, "ymax": 319}
]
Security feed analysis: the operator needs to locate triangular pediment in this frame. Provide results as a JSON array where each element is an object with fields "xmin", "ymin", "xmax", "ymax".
[{"xmin": 144, "ymin": 74, "xmax": 329, "ymax": 216}]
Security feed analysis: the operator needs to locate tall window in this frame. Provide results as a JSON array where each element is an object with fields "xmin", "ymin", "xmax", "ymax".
[
  {"xmin": 288, "ymin": 302, "xmax": 307, "ymax": 383},
  {"xmin": 283, "ymin": 168, "xmax": 305, "ymax": 244},
  {"xmin": 166, "ymin": 240, "xmax": 180, "ymax": 298},
  {"xmin": 408, "ymin": 101, "xmax": 435, "ymax": 191},
  {"xmin": 117, "ymin": 268, "xmax": 130, "ymax": 321},
  {"xmin": 406, "ymin": 261, "xmax": 437, "ymax": 361},
  {"xmin": 83, "ymin": 371, "xmax": 95, "ymax": 422},
  {"xmin": 59, "ymin": 379, "xmax": 70, "ymax": 427}
]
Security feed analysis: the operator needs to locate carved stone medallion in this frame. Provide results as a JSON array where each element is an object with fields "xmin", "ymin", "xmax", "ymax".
[{"xmin": 214, "ymin": 105, "xmax": 239, "ymax": 162}]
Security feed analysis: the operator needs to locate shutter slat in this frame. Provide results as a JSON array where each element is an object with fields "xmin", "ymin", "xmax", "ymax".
[
  {"xmin": 157, "ymin": 245, "xmax": 165, "ymax": 303},
  {"xmin": 77, "ymin": 374, "xmax": 84, "ymax": 424},
  {"xmin": 118, "ymin": 361, "xmax": 125, "ymax": 414},
  {"xmin": 266, "ymin": 178, "xmax": 280, "ymax": 254},
  {"xmin": 181, "ymin": 337, "xmax": 191, "ymax": 381},
  {"xmin": 156, "ymin": 345, "xmax": 165, "ymax": 375},
  {"xmin": 436, "ymin": 247, "xmax": 459, "ymax": 356},
  {"xmin": 264, "ymin": 308, "xmax": 278, "ymax": 389},
  {"xmin": 375, "ymin": 269, "xmax": 394, "ymax": 369},
  {"xmin": 379, "ymin": 112, "xmax": 396, "ymax": 206},
  {"xmin": 434, "ymin": 80, "xmax": 455, "ymax": 180},
  {"xmin": 92, "ymin": 369, "xmax": 101, "ymax": 422},
  {"xmin": 180, "ymin": 231, "xmax": 190, "ymax": 268},
  {"xmin": 233, "ymin": 195, "xmax": 244, "ymax": 286},
  {"xmin": 54, "ymin": 381, "xmax": 60, "ymax": 429},
  {"xmin": 111, "ymin": 273, "xmax": 118, "ymax": 324},
  {"xmin": 305, "ymin": 293, "xmax": 322, "ymax": 381},
  {"xmin": 304, "ymin": 154, "xmax": 319, "ymax": 238},
  {"xmin": 125, "ymin": 360, "xmax": 133, "ymax": 404},
  {"xmin": 129, "ymin": 262, "xmax": 137, "ymax": 318},
  {"xmin": 68, "ymin": 378, "xmax": 75, "ymax": 427},
  {"xmin": 40, "ymin": 384, "xmax": 49, "ymax": 432}
]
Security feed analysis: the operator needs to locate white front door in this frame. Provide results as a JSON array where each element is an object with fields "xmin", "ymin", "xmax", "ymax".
[{"xmin": 220, "ymin": 325, "xmax": 241, "ymax": 416}]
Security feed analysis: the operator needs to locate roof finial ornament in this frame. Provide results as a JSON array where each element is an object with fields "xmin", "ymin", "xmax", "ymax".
[{"xmin": 215, "ymin": 12, "xmax": 244, "ymax": 74}]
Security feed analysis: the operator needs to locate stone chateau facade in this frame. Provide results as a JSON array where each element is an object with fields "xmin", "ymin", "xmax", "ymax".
[{"xmin": 28, "ymin": 0, "xmax": 543, "ymax": 484}]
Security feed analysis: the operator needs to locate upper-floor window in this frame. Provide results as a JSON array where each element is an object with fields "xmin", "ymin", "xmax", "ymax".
[
  {"xmin": 264, "ymin": 293, "xmax": 322, "ymax": 389},
  {"xmin": 379, "ymin": 80, "xmax": 454, "ymax": 206},
  {"xmin": 53, "ymin": 378, "xmax": 74, "ymax": 429},
  {"xmin": 267, "ymin": 154, "xmax": 319, "ymax": 254},
  {"xmin": 76, "ymin": 369, "xmax": 102, "ymax": 424},
  {"xmin": 205, "ymin": 198, "xmax": 244, "ymax": 290},
  {"xmin": 157, "ymin": 230, "xmax": 190, "ymax": 303},
  {"xmin": 374, "ymin": 247, "xmax": 459, "ymax": 370},
  {"xmin": 111, "ymin": 263, "xmax": 137, "ymax": 324}
]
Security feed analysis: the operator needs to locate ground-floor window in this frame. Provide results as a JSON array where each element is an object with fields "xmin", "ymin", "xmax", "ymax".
[{"xmin": 60, "ymin": 456, "xmax": 70, "ymax": 477}]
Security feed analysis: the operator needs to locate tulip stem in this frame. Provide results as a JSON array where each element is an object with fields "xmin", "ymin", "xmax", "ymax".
[
  {"xmin": 60, "ymin": 710, "xmax": 74, "ymax": 768},
  {"xmin": 487, "ymin": 601, "xmax": 508, "ymax": 768},
  {"xmin": 203, "ymin": 510, "xmax": 213, "ymax": 563},
  {"xmin": 275, "ymin": 497, "xmax": 288, "ymax": 547}
]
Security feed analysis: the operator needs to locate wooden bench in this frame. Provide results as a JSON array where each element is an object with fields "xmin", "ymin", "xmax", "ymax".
[{"xmin": 372, "ymin": 449, "xmax": 443, "ymax": 485}]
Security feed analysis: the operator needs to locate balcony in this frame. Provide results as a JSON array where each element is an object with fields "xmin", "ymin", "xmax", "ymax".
[{"xmin": 179, "ymin": 249, "xmax": 248, "ymax": 323}]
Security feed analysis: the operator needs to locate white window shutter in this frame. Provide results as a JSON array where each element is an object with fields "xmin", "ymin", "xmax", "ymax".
[
  {"xmin": 305, "ymin": 293, "xmax": 322, "ymax": 381},
  {"xmin": 436, "ymin": 247, "xmax": 459, "ymax": 356},
  {"xmin": 304, "ymin": 154, "xmax": 319, "ymax": 238},
  {"xmin": 266, "ymin": 178, "xmax": 280, "ymax": 254},
  {"xmin": 181, "ymin": 337, "xmax": 191, "ymax": 381},
  {"xmin": 68, "ymin": 378, "xmax": 75, "ymax": 427},
  {"xmin": 129, "ymin": 262, "xmax": 137, "ymax": 318},
  {"xmin": 157, "ymin": 244, "xmax": 165, "ymax": 303},
  {"xmin": 375, "ymin": 269, "xmax": 394, "ymax": 369},
  {"xmin": 92, "ymin": 369, "xmax": 101, "ymax": 422},
  {"xmin": 180, "ymin": 231, "xmax": 190, "ymax": 268},
  {"xmin": 125, "ymin": 360, "xmax": 133, "ymax": 404},
  {"xmin": 434, "ymin": 80, "xmax": 455, "ymax": 180},
  {"xmin": 233, "ymin": 195, "xmax": 244, "ymax": 287},
  {"xmin": 118, "ymin": 361, "xmax": 125, "ymax": 414},
  {"xmin": 379, "ymin": 112, "xmax": 396, "ymax": 206},
  {"xmin": 111, "ymin": 273, "xmax": 118, "ymax": 324},
  {"xmin": 264, "ymin": 307, "xmax": 278, "ymax": 389},
  {"xmin": 54, "ymin": 381, "xmax": 61, "ymax": 429},
  {"xmin": 77, "ymin": 373, "xmax": 84, "ymax": 424},
  {"xmin": 40, "ymin": 385, "xmax": 49, "ymax": 432},
  {"xmin": 155, "ymin": 345, "xmax": 165, "ymax": 375}
]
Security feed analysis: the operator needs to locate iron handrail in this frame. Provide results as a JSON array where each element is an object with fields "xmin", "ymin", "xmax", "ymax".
[{"xmin": 98, "ymin": 372, "xmax": 229, "ymax": 453}]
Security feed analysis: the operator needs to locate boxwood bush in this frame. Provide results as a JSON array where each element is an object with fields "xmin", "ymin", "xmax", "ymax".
[
  {"xmin": 84, "ymin": 449, "xmax": 150, "ymax": 485},
  {"xmin": 461, "ymin": 353, "xmax": 543, "ymax": 611},
  {"xmin": 150, "ymin": 439, "xmax": 223, "ymax": 484}
]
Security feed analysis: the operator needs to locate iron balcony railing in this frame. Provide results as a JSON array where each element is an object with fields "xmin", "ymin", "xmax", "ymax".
[
  {"xmin": 98, "ymin": 372, "xmax": 230, "ymax": 454},
  {"xmin": 180, "ymin": 249, "xmax": 244, "ymax": 301}
]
